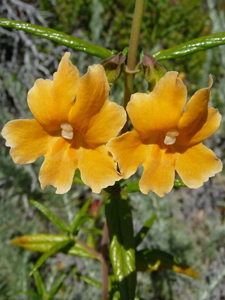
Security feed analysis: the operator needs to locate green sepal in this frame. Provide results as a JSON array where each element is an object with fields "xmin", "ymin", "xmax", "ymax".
[
  {"xmin": 100, "ymin": 52, "xmax": 126, "ymax": 86},
  {"xmin": 30, "ymin": 239, "xmax": 74, "ymax": 276},
  {"xmin": 122, "ymin": 47, "xmax": 129, "ymax": 57},
  {"xmin": 124, "ymin": 179, "xmax": 186, "ymax": 193},
  {"xmin": 135, "ymin": 214, "xmax": 157, "ymax": 247},
  {"xmin": 74, "ymin": 169, "xmax": 86, "ymax": 186},
  {"xmin": 141, "ymin": 54, "xmax": 166, "ymax": 91},
  {"xmin": 105, "ymin": 191, "xmax": 136, "ymax": 300},
  {"xmin": 29, "ymin": 200, "xmax": 70, "ymax": 233},
  {"xmin": 152, "ymin": 31, "xmax": 225, "ymax": 61},
  {"xmin": 70, "ymin": 196, "xmax": 93, "ymax": 234},
  {"xmin": 48, "ymin": 274, "xmax": 67, "ymax": 300},
  {"xmin": 136, "ymin": 249, "xmax": 200, "ymax": 279},
  {"xmin": 0, "ymin": 18, "xmax": 114, "ymax": 59},
  {"xmin": 174, "ymin": 179, "xmax": 187, "ymax": 187},
  {"xmin": 31, "ymin": 265, "xmax": 46, "ymax": 298}
]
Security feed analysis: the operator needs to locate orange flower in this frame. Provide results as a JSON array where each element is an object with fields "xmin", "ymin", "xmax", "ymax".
[
  {"xmin": 107, "ymin": 72, "xmax": 223, "ymax": 197},
  {"xmin": 2, "ymin": 53, "xmax": 126, "ymax": 194}
]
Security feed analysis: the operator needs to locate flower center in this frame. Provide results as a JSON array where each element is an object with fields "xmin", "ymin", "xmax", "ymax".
[
  {"xmin": 164, "ymin": 130, "xmax": 179, "ymax": 146},
  {"xmin": 60, "ymin": 123, "xmax": 73, "ymax": 140}
]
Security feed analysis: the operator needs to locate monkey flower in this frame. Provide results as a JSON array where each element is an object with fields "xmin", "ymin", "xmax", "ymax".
[
  {"xmin": 2, "ymin": 53, "xmax": 126, "ymax": 194},
  {"xmin": 107, "ymin": 72, "xmax": 223, "ymax": 197}
]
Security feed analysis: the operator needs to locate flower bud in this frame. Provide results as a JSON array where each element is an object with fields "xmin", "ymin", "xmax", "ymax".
[
  {"xmin": 141, "ymin": 54, "xmax": 166, "ymax": 91},
  {"xmin": 100, "ymin": 52, "xmax": 126, "ymax": 86}
]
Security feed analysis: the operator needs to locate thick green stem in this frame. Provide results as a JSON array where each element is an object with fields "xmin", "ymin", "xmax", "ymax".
[{"xmin": 121, "ymin": 0, "xmax": 145, "ymax": 133}]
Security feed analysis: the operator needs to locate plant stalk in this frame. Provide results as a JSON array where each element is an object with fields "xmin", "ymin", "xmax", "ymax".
[
  {"xmin": 101, "ymin": 222, "xmax": 109, "ymax": 300},
  {"xmin": 121, "ymin": 0, "xmax": 145, "ymax": 133}
]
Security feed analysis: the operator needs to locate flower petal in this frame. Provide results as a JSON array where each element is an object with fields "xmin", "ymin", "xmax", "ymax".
[
  {"xmin": 139, "ymin": 134, "xmax": 177, "ymax": 197},
  {"xmin": 127, "ymin": 72, "xmax": 187, "ymax": 137},
  {"xmin": 106, "ymin": 130, "xmax": 149, "ymax": 179},
  {"xmin": 69, "ymin": 64, "xmax": 110, "ymax": 134},
  {"xmin": 178, "ymin": 75, "xmax": 213, "ymax": 134},
  {"xmin": 39, "ymin": 137, "xmax": 78, "ymax": 194},
  {"xmin": 1, "ymin": 119, "xmax": 52, "ymax": 164},
  {"xmin": 78, "ymin": 144, "xmax": 121, "ymax": 193},
  {"xmin": 177, "ymin": 106, "xmax": 221, "ymax": 146},
  {"xmin": 28, "ymin": 52, "xmax": 79, "ymax": 131},
  {"xmin": 84, "ymin": 100, "xmax": 126, "ymax": 145},
  {"xmin": 175, "ymin": 143, "xmax": 222, "ymax": 188}
]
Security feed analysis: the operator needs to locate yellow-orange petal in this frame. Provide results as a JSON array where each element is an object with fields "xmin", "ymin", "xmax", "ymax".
[
  {"xmin": 28, "ymin": 52, "xmax": 79, "ymax": 131},
  {"xmin": 78, "ymin": 145, "xmax": 121, "ymax": 193},
  {"xmin": 106, "ymin": 130, "xmax": 149, "ymax": 179},
  {"xmin": 139, "ymin": 134, "xmax": 178, "ymax": 197},
  {"xmin": 84, "ymin": 100, "xmax": 126, "ymax": 146},
  {"xmin": 39, "ymin": 137, "xmax": 78, "ymax": 194},
  {"xmin": 127, "ymin": 72, "xmax": 187, "ymax": 137},
  {"xmin": 68, "ymin": 64, "xmax": 110, "ymax": 134},
  {"xmin": 177, "ymin": 106, "xmax": 221, "ymax": 146},
  {"xmin": 175, "ymin": 143, "xmax": 222, "ymax": 188},
  {"xmin": 1, "ymin": 119, "xmax": 51, "ymax": 165},
  {"xmin": 178, "ymin": 75, "xmax": 213, "ymax": 134}
]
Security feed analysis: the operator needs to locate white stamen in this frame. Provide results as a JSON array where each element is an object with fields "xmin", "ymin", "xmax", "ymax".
[
  {"xmin": 60, "ymin": 123, "xmax": 73, "ymax": 140},
  {"xmin": 61, "ymin": 123, "xmax": 73, "ymax": 131},
  {"xmin": 164, "ymin": 130, "xmax": 179, "ymax": 146}
]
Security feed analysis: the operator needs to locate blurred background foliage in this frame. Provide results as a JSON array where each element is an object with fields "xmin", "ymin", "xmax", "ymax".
[{"xmin": 0, "ymin": 0, "xmax": 225, "ymax": 299}]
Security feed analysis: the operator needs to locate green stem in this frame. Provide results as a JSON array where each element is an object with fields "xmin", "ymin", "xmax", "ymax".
[{"xmin": 121, "ymin": 0, "xmax": 145, "ymax": 133}]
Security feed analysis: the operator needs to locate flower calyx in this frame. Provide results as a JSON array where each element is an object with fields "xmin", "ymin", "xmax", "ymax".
[
  {"xmin": 100, "ymin": 52, "xmax": 126, "ymax": 86},
  {"xmin": 141, "ymin": 54, "xmax": 166, "ymax": 92}
]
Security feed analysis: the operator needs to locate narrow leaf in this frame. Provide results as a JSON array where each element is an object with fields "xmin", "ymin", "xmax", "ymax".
[
  {"xmin": 68, "ymin": 243, "xmax": 98, "ymax": 259},
  {"xmin": 71, "ymin": 197, "xmax": 93, "ymax": 234},
  {"xmin": 0, "ymin": 18, "xmax": 114, "ymax": 59},
  {"xmin": 30, "ymin": 240, "xmax": 73, "ymax": 276},
  {"xmin": 135, "ymin": 214, "xmax": 157, "ymax": 247},
  {"xmin": 12, "ymin": 234, "xmax": 71, "ymax": 252},
  {"xmin": 32, "ymin": 267, "xmax": 46, "ymax": 297},
  {"xmin": 12, "ymin": 233, "xmax": 98, "ymax": 259},
  {"xmin": 78, "ymin": 275, "xmax": 102, "ymax": 289},
  {"xmin": 105, "ymin": 193, "xmax": 136, "ymax": 300},
  {"xmin": 136, "ymin": 249, "xmax": 200, "ymax": 279},
  {"xmin": 29, "ymin": 200, "xmax": 70, "ymax": 233},
  {"xmin": 22, "ymin": 291, "xmax": 41, "ymax": 299},
  {"xmin": 49, "ymin": 274, "xmax": 67, "ymax": 300},
  {"xmin": 152, "ymin": 32, "xmax": 225, "ymax": 61}
]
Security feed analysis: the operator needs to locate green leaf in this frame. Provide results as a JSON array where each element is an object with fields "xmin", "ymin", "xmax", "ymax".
[
  {"xmin": 12, "ymin": 233, "xmax": 98, "ymax": 259},
  {"xmin": 124, "ymin": 179, "xmax": 186, "ymax": 193},
  {"xmin": 32, "ymin": 266, "xmax": 46, "ymax": 297},
  {"xmin": 152, "ymin": 32, "xmax": 225, "ymax": 60},
  {"xmin": 70, "ymin": 197, "xmax": 93, "ymax": 234},
  {"xmin": 136, "ymin": 249, "xmax": 200, "ymax": 279},
  {"xmin": 105, "ymin": 192, "xmax": 136, "ymax": 300},
  {"xmin": 30, "ymin": 240, "xmax": 74, "ymax": 276},
  {"xmin": 135, "ymin": 214, "xmax": 157, "ymax": 247},
  {"xmin": 0, "ymin": 18, "xmax": 114, "ymax": 59},
  {"xmin": 68, "ymin": 243, "xmax": 98, "ymax": 259},
  {"xmin": 77, "ymin": 275, "xmax": 102, "ymax": 289},
  {"xmin": 29, "ymin": 200, "xmax": 70, "ymax": 233},
  {"xmin": 23, "ymin": 291, "xmax": 41, "ymax": 299},
  {"xmin": 12, "ymin": 234, "xmax": 70, "ymax": 252},
  {"xmin": 49, "ymin": 274, "xmax": 67, "ymax": 300}
]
